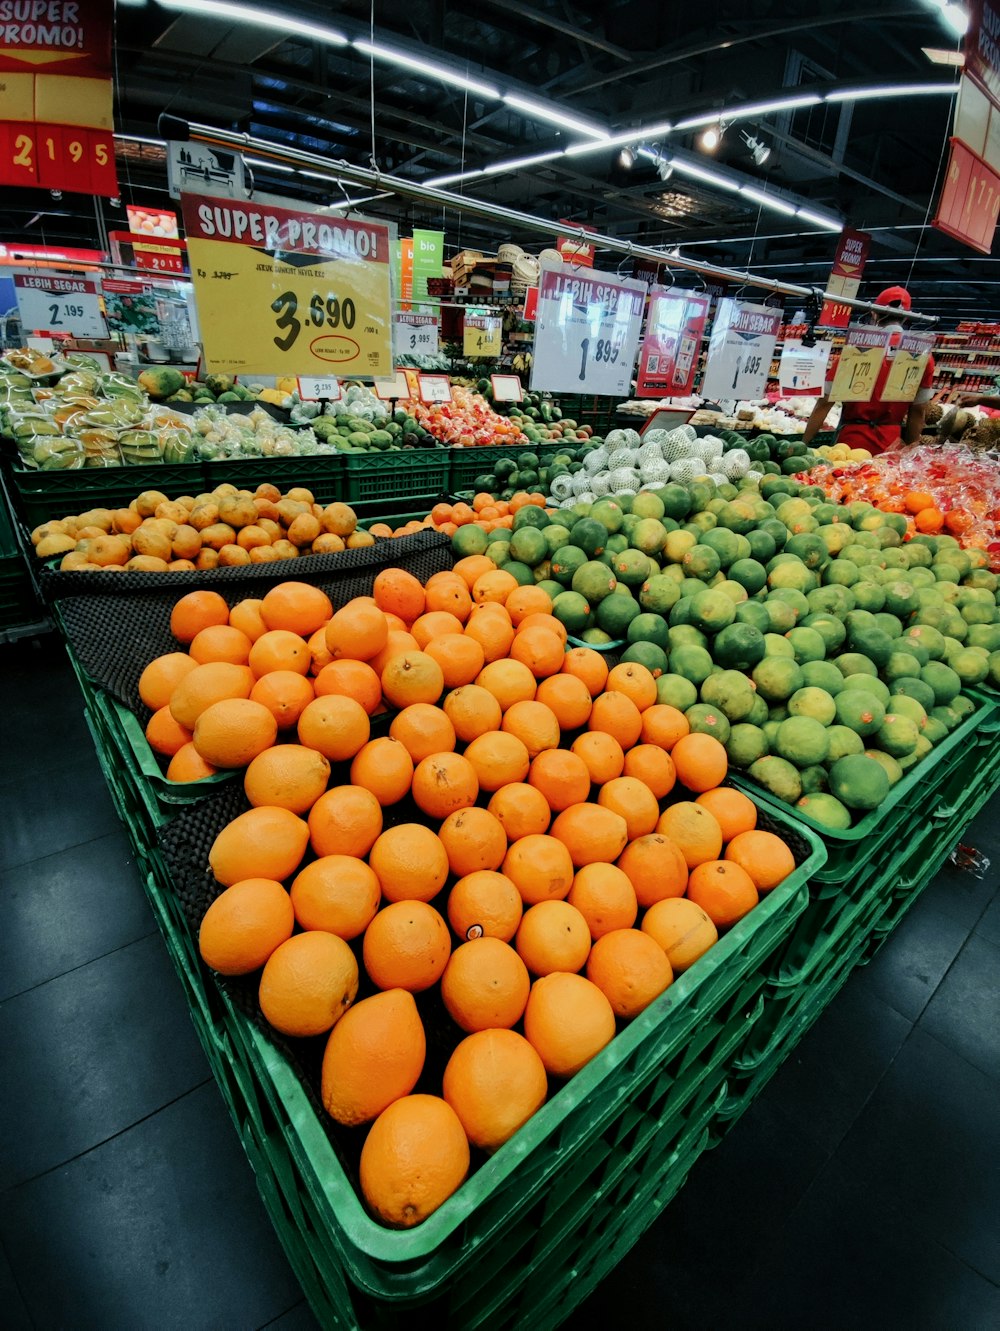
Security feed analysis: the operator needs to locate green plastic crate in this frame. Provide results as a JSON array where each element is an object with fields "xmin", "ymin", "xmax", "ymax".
[
  {"xmin": 0, "ymin": 487, "xmax": 19, "ymax": 557},
  {"xmin": 3, "ymin": 458, "xmax": 202, "ymax": 529},
  {"xmin": 448, "ymin": 444, "xmax": 525, "ymax": 492},
  {"xmin": 0, "ymin": 552, "xmax": 45, "ymax": 632},
  {"xmin": 342, "ymin": 451, "xmax": 451, "ymax": 504},
  {"xmin": 200, "ymin": 454, "xmax": 345, "ymax": 503}
]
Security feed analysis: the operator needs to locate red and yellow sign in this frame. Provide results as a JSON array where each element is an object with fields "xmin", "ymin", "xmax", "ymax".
[
  {"xmin": 933, "ymin": 137, "xmax": 1000, "ymax": 255},
  {"xmin": 819, "ymin": 229, "xmax": 871, "ymax": 328},
  {"xmin": 829, "ymin": 325, "xmax": 890, "ymax": 403},
  {"xmin": 181, "ymin": 192, "xmax": 394, "ymax": 376}
]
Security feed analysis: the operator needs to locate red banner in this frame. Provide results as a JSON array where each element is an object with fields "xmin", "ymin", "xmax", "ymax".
[
  {"xmin": 0, "ymin": 0, "xmax": 112, "ymax": 75},
  {"xmin": 819, "ymin": 228, "xmax": 871, "ymax": 328},
  {"xmin": 967, "ymin": 0, "xmax": 1000, "ymax": 110},
  {"xmin": 933, "ymin": 138, "xmax": 1000, "ymax": 254},
  {"xmin": 636, "ymin": 288, "xmax": 710, "ymax": 398},
  {"xmin": 556, "ymin": 221, "xmax": 595, "ymax": 268},
  {"xmin": 522, "ymin": 285, "xmax": 538, "ymax": 321}
]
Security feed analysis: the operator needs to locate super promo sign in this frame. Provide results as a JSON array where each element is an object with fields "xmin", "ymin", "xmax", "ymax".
[{"xmin": 186, "ymin": 198, "xmax": 385, "ymax": 261}]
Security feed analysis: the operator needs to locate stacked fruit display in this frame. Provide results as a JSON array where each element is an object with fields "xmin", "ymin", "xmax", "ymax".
[
  {"xmin": 393, "ymin": 385, "xmax": 529, "ymax": 448},
  {"xmin": 137, "ymin": 575, "xmax": 797, "ymax": 1227}
]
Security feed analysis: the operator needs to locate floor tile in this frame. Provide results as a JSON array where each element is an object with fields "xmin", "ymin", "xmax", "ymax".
[
  {"xmin": 0, "ymin": 932, "xmax": 210, "ymax": 1189},
  {"xmin": 975, "ymin": 886, "xmax": 1000, "ymax": 947},
  {"xmin": 918, "ymin": 934, "xmax": 1000, "ymax": 1080},
  {"xmin": 917, "ymin": 854, "xmax": 999, "ymax": 931},
  {"xmin": 756, "ymin": 970, "xmax": 912, "ymax": 1155},
  {"xmin": 0, "ymin": 830, "xmax": 155, "ymax": 1000},
  {"xmin": 854, "ymin": 894, "xmax": 969, "ymax": 1021},
  {"xmin": 0, "ymin": 1241, "xmax": 32, "ymax": 1331},
  {"xmin": 0, "ymin": 752, "xmax": 120, "ymax": 872},
  {"xmin": 0, "ymin": 1081, "xmax": 302, "ymax": 1330}
]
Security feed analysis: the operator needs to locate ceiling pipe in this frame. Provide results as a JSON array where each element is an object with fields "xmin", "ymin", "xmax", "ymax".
[{"xmin": 158, "ymin": 114, "xmax": 937, "ymax": 324}]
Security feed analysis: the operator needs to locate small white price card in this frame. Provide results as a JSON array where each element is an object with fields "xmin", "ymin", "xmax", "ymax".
[
  {"xmin": 296, "ymin": 376, "xmax": 341, "ymax": 401},
  {"xmin": 15, "ymin": 271, "xmax": 107, "ymax": 339},
  {"xmin": 491, "ymin": 374, "xmax": 523, "ymax": 402},
  {"xmin": 463, "ymin": 310, "xmax": 503, "ymax": 357},
  {"xmin": 701, "ymin": 298, "xmax": 781, "ymax": 401},
  {"xmin": 373, "ymin": 371, "xmax": 411, "ymax": 400},
  {"xmin": 778, "ymin": 339, "xmax": 833, "ymax": 395},
  {"xmin": 417, "ymin": 373, "xmax": 452, "ymax": 403},
  {"xmin": 530, "ymin": 265, "xmax": 646, "ymax": 396},
  {"xmin": 394, "ymin": 312, "xmax": 439, "ymax": 357}
]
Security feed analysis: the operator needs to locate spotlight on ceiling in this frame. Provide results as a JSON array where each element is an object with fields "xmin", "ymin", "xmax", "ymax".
[
  {"xmin": 740, "ymin": 130, "xmax": 772, "ymax": 167},
  {"xmin": 657, "ymin": 158, "xmax": 674, "ymax": 181},
  {"xmin": 699, "ymin": 123, "xmax": 724, "ymax": 152},
  {"xmin": 619, "ymin": 147, "xmax": 635, "ymax": 168}
]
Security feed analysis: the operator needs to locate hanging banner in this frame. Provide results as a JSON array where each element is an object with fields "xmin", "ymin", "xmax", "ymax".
[
  {"xmin": 127, "ymin": 206, "xmax": 180, "ymax": 239},
  {"xmin": 399, "ymin": 236, "xmax": 413, "ymax": 311},
  {"xmin": 394, "ymin": 311, "xmax": 439, "ymax": 358},
  {"xmin": 966, "ymin": 0, "xmax": 1000, "ymax": 111},
  {"xmin": 181, "ymin": 192, "xmax": 394, "ymax": 375},
  {"xmin": 778, "ymin": 339, "xmax": 833, "ymax": 395},
  {"xmin": 635, "ymin": 287, "xmax": 710, "ymax": 398},
  {"xmin": 881, "ymin": 331, "xmax": 937, "ymax": 403},
  {"xmin": 701, "ymin": 298, "xmax": 781, "ymax": 401},
  {"xmin": 522, "ymin": 286, "xmax": 538, "ymax": 321},
  {"xmin": 932, "ymin": 137, "xmax": 1000, "ymax": 255},
  {"xmin": 463, "ymin": 310, "xmax": 502, "ymax": 357},
  {"xmin": 556, "ymin": 222, "xmax": 596, "ymax": 268},
  {"xmin": 14, "ymin": 270, "xmax": 106, "ymax": 339},
  {"xmin": 530, "ymin": 265, "xmax": 646, "ymax": 396},
  {"xmin": 819, "ymin": 229, "xmax": 871, "ymax": 328},
  {"xmin": 411, "ymin": 229, "xmax": 444, "ymax": 311},
  {"xmin": 829, "ymin": 324, "xmax": 890, "ymax": 402}
]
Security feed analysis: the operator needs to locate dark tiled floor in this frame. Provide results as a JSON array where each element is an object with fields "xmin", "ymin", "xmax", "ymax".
[{"xmin": 2, "ymin": 634, "xmax": 999, "ymax": 1329}]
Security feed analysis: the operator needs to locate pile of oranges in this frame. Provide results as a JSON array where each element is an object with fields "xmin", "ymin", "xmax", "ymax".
[
  {"xmin": 425, "ymin": 491, "xmax": 550, "ymax": 538},
  {"xmin": 140, "ymin": 567, "xmax": 796, "ymax": 1229}
]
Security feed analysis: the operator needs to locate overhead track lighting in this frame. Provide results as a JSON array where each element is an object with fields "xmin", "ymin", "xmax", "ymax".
[
  {"xmin": 699, "ymin": 123, "xmax": 724, "ymax": 152},
  {"xmin": 160, "ymin": 0, "xmax": 349, "ymax": 45},
  {"xmin": 667, "ymin": 157, "xmax": 741, "ymax": 191},
  {"xmin": 619, "ymin": 147, "xmax": 634, "ymax": 168},
  {"xmin": 502, "ymin": 94, "xmax": 610, "ymax": 140},
  {"xmin": 480, "ymin": 151, "xmax": 564, "ymax": 175},
  {"xmin": 740, "ymin": 131, "xmax": 771, "ymax": 167},
  {"xmin": 354, "ymin": 40, "xmax": 500, "ymax": 100},
  {"xmin": 740, "ymin": 185, "xmax": 797, "ymax": 215},
  {"xmin": 656, "ymin": 159, "xmax": 674, "ymax": 181}
]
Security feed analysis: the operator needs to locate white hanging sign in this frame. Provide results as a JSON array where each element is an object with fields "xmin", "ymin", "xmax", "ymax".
[
  {"xmin": 394, "ymin": 312, "xmax": 439, "ymax": 357},
  {"xmin": 14, "ymin": 271, "xmax": 107, "ymax": 339},
  {"xmin": 778, "ymin": 339, "xmax": 833, "ymax": 395},
  {"xmin": 530, "ymin": 264, "xmax": 646, "ymax": 396},
  {"xmin": 701, "ymin": 298, "xmax": 781, "ymax": 401}
]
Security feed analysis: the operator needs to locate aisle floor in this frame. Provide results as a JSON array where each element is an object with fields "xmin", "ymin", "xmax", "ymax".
[{"xmin": 2, "ymin": 634, "xmax": 999, "ymax": 1331}]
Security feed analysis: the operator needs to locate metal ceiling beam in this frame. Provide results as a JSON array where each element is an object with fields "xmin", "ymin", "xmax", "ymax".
[{"xmin": 484, "ymin": 0, "xmax": 632, "ymax": 60}]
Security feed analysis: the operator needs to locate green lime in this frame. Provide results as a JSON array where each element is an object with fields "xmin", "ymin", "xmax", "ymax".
[
  {"xmin": 725, "ymin": 723, "xmax": 769, "ymax": 768},
  {"xmin": 685, "ymin": 703, "xmax": 731, "ymax": 742},
  {"xmin": 747, "ymin": 755, "xmax": 803, "ymax": 804},
  {"xmin": 551, "ymin": 591, "xmax": 591, "ymax": 635},
  {"xmin": 655, "ymin": 673, "xmax": 698, "ymax": 710},
  {"xmin": 796, "ymin": 792, "xmax": 852, "ymax": 830},
  {"xmin": 572, "ymin": 560, "xmax": 617, "ymax": 603},
  {"xmin": 828, "ymin": 754, "xmax": 890, "ymax": 810},
  {"xmin": 774, "ymin": 715, "xmax": 830, "ymax": 767}
]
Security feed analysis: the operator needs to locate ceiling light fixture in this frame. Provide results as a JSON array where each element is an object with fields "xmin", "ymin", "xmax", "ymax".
[
  {"xmin": 480, "ymin": 150, "xmax": 564, "ymax": 175},
  {"xmin": 740, "ymin": 185, "xmax": 797, "ymax": 215},
  {"xmin": 795, "ymin": 207, "xmax": 844, "ymax": 232},
  {"xmin": 734, "ymin": 95, "xmax": 823, "ymax": 117},
  {"xmin": 160, "ymin": 0, "xmax": 349, "ymax": 45},
  {"xmin": 941, "ymin": 4, "xmax": 970, "ymax": 36},
  {"xmin": 656, "ymin": 159, "xmax": 674, "ymax": 181},
  {"xmin": 564, "ymin": 123, "xmax": 672, "ymax": 155},
  {"xmin": 502, "ymin": 93, "xmax": 609, "ymax": 140},
  {"xmin": 824, "ymin": 83, "xmax": 958, "ymax": 101},
  {"xmin": 698, "ymin": 124, "xmax": 724, "ymax": 152},
  {"xmin": 740, "ymin": 131, "xmax": 772, "ymax": 166},
  {"xmin": 667, "ymin": 157, "xmax": 742, "ymax": 191},
  {"xmin": 354, "ymin": 40, "xmax": 500, "ymax": 99},
  {"xmin": 424, "ymin": 168, "xmax": 488, "ymax": 186},
  {"xmin": 619, "ymin": 147, "xmax": 635, "ymax": 168}
]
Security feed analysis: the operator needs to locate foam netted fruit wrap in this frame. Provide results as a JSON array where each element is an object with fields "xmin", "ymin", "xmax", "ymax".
[{"xmin": 45, "ymin": 530, "xmax": 453, "ymax": 716}]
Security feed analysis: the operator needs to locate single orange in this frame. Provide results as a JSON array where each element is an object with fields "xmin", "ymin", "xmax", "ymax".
[
  {"xmin": 169, "ymin": 662, "xmax": 255, "ymax": 730},
  {"xmin": 606, "ymin": 661, "xmax": 657, "ymax": 711},
  {"xmin": 724, "ymin": 829, "xmax": 796, "ymax": 891},
  {"xmin": 656, "ymin": 802, "xmax": 723, "ymax": 870},
  {"xmin": 549, "ymin": 802, "xmax": 629, "ymax": 868},
  {"xmin": 260, "ymin": 581, "xmax": 333, "ymax": 636},
  {"xmin": 350, "ymin": 737, "xmax": 415, "ymax": 804},
  {"xmin": 424, "ymin": 575, "xmax": 473, "ymax": 623},
  {"xmin": 249, "ymin": 629, "xmax": 311, "ymax": 678},
  {"xmin": 452, "ymin": 553, "xmax": 495, "ymax": 589},
  {"xmin": 463, "ymin": 608, "xmax": 515, "ymax": 663},
  {"xmin": 297, "ymin": 694, "xmax": 370, "ymax": 762},
  {"xmin": 639, "ymin": 704, "xmax": 690, "ymax": 751},
  {"xmin": 641, "ymin": 898, "xmax": 718, "ymax": 973},
  {"xmin": 533, "ymin": 673, "xmax": 593, "ymax": 731},
  {"xmin": 463, "ymin": 731, "xmax": 531, "ymax": 791},
  {"xmin": 438, "ymin": 806, "xmax": 507, "ymax": 876},
  {"xmin": 145, "ymin": 706, "xmax": 193, "ymax": 757},
  {"xmin": 411, "ymin": 751, "xmax": 479, "ymax": 819},
  {"xmin": 321, "ymin": 990, "xmax": 426, "ymax": 1128},
  {"xmin": 425, "ymin": 634, "xmax": 485, "ymax": 688},
  {"xmin": 567, "ymin": 863, "xmax": 638, "ymax": 939},
  {"xmin": 617, "ymin": 833, "xmax": 689, "ymax": 907},
  {"xmin": 597, "ymin": 776, "xmax": 660, "ymax": 840},
  {"xmin": 363, "ymin": 900, "xmax": 452, "ymax": 991},
  {"xmin": 516, "ymin": 612, "xmax": 568, "ymax": 646},
  {"xmin": 502, "ymin": 834, "xmax": 575, "ymax": 905},
  {"xmin": 671, "ymin": 732, "xmax": 729, "ymax": 793},
  {"xmin": 622, "ymin": 745, "xmax": 676, "ymax": 800},
  {"xmin": 170, "ymin": 589, "xmax": 230, "ymax": 644},
  {"xmin": 250, "ymin": 671, "xmax": 315, "ymax": 730},
  {"xmin": 209, "ymin": 805, "xmax": 310, "ymax": 886},
  {"xmin": 696, "ymin": 789, "xmax": 758, "ymax": 842},
  {"xmin": 198, "ymin": 877, "xmax": 294, "ymax": 975},
  {"xmin": 139, "ymin": 652, "xmax": 199, "ymax": 712},
  {"xmin": 514, "ymin": 899, "xmax": 592, "ymax": 976},
  {"xmin": 571, "ymin": 731, "xmax": 625, "ymax": 785},
  {"xmin": 243, "ymin": 743, "xmax": 330, "ymax": 813},
  {"xmin": 476, "ymin": 658, "xmax": 537, "ymax": 711},
  {"xmin": 585, "ymin": 928, "xmax": 673, "ymax": 1019},
  {"xmin": 313, "ymin": 659, "xmax": 382, "ymax": 715},
  {"xmin": 373, "ymin": 567, "xmax": 425, "ymax": 624},
  {"xmin": 325, "ymin": 599, "xmax": 389, "ymax": 662},
  {"xmin": 381, "ymin": 651, "xmax": 445, "ymax": 708},
  {"xmin": 686, "ymin": 859, "xmax": 759, "ymax": 927},
  {"xmin": 259, "ymin": 930, "xmax": 359, "ymax": 1037},
  {"xmin": 562, "ymin": 647, "xmax": 609, "ymax": 698},
  {"xmin": 359, "ymin": 1094, "xmax": 469, "ymax": 1227},
  {"xmin": 443, "ymin": 1029, "xmax": 547, "ymax": 1153},
  {"xmin": 502, "ymin": 699, "xmax": 561, "ymax": 759},
  {"xmin": 587, "ymin": 691, "xmax": 643, "ymax": 750},
  {"xmin": 523, "ymin": 972, "xmax": 616, "ymax": 1077},
  {"xmin": 447, "ymin": 870, "xmax": 523, "ymax": 943},
  {"xmin": 440, "ymin": 938, "xmax": 530, "ymax": 1032},
  {"xmin": 189, "ymin": 624, "xmax": 252, "ymax": 666},
  {"xmin": 229, "ymin": 598, "xmax": 268, "ymax": 643},
  {"xmin": 412, "ymin": 610, "xmax": 465, "ymax": 648},
  {"xmin": 290, "ymin": 855, "xmax": 381, "ymax": 939},
  {"xmin": 369, "ymin": 823, "xmax": 450, "ymax": 902},
  {"xmin": 487, "ymin": 782, "xmax": 552, "ymax": 840},
  {"xmin": 506, "ymin": 585, "xmax": 553, "ymax": 625},
  {"xmin": 308, "ymin": 784, "xmax": 382, "ymax": 858},
  {"xmin": 389, "ymin": 703, "xmax": 457, "ymax": 763},
  {"xmin": 166, "ymin": 742, "xmax": 218, "ymax": 783},
  {"xmin": 509, "ymin": 627, "xmax": 565, "ymax": 679},
  {"xmin": 527, "ymin": 748, "xmax": 591, "ymax": 812},
  {"xmin": 442, "ymin": 684, "xmax": 503, "ymax": 742}
]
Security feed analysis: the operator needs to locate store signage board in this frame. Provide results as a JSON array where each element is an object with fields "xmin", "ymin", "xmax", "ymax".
[
  {"xmin": 0, "ymin": 122, "xmax": 116, "ymax": 195},
  {"xmin": 102, "ymin": 278, "xmax": 161, "ymax": 337},
  {"xmin": 181, "ymin": 192, "xmax": 394, "ymax": 375},
  {"xmin": 394, "ymin": 312, "xmax": 439, "ymax": 357},
  {"xmin": 818, "ymin": 229, "xmax": 870, "ymax": 328},
  {"xmin": 491, "ymin": 374, "xmax": 523, "ymax": 402},
  {"xmin": 955, "ymin": 75, "xmax": 1000, "ymax": 175},
  {"xmin": 167, "ymin": 142, "xmax": 247, "ymax": 201},
  {"xmin": 417, "ymin": 373, "xmax": 452, "ymax": 403},
  {"xmin": 463, "ymin": 310, "xmax": 502, "ymax": 357},
  {"xmin": 127, "ymin": 206, "xmax": 180, "ymax": 239},
  {"xmin": 374, "ymin": 371, "xmax": 411, "ymax": 400},
  {"xmin": 881, "ymin": 331, "xmax": 936, "ymax": 403},
  {"xmin": 701, "ymin": 299, "xmax": 781, "ymax": 401},
  {"xmin": 778, "ymin": 339, "xmax": 833, "ymax": 395},
  {"xmin": 14, "ymin": 270, "xmax": 106, "ymax": 338},
  {"xmin": 932, "ymin": 137, "xmax": 1000, "ymax": 255},
  {"xmin": 411, "ymin": 229, "xmax": 444, "ymax": 311},
  {"xmin": 966, "ymin": 0, "xmax": 1000, "ymax": 111},
  {"xmin": 640, "ymin": 407, "xmax": 696, "ymax": 435},
  {"xmin": 297, "ymin": 376, "xmax": 341, "ymax": 402},
  {"xmin": 522, "ymin": 286, "xmax": 538, "ymax": 321},
  {"xmin": 556, "ymin": 222, "xmax": 596, "ymax": 268},
  {"xmin": 829, "ymin": 325, "xmax": 890, "ymax": 402},
  {"xmin": 636, "ymin": 287, "xmax": 710, "ymax": 398},
  {"xmin": 530, "ymin": 265, "xmax": 646, "ymax": 396}
]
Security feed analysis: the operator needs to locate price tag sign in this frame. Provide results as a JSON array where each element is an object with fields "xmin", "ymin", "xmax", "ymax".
[
  {"xmin": 881, "ymin": 331, "xmax": 936, "ymax": 403},
  {"xmin": 464, "ymin": 310, "xmax": 503, "ymax": 357},
  {"xmin": 829, "ymin": 325, "xmax": 890, "ymax": 402},
  {"xmin": 297, "ymin": 376, "xmax": 341, "ymax": 401},
  {"xmin": 394, "ymin": 312, "xmax": 439, "ymax": 357},
  {"xmin": 701, "ymin": 299, "xmax": 782, "ymax": 401},
  {"xmin": 491, "ymin": 374, "xmax": 523, "ymax": 402},
  {"xmin": 636, "ymin": 287, "xmax": 710, "ymax": 398},
  {"xmin": 778, "ymin": 339, "xmax": 833, "ymax": 395},
  {"xmin": 181, "ymin": 192, "xmax": 394, "ymax": 375},
  {"xmin": 417, "ymin": 373, "xmax": 452, "ymax": 403},
  {"xmin": 530, "ymin": 266, "xmax": 646, "ymax": 396},
  {"xmin": 374, "ymin": 372, "xmax": 411, "ymax": 401},
  {"xmin": 14, "ymin": 270, "xmax": 106, "ymax": 338}
]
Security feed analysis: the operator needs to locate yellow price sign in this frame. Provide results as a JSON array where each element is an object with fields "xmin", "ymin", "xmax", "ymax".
[
  {"xmin": 881, "ymin": 334, "xmax": 935, "ymax": 403},
  {"xmin": 829, "ymin": 326, "xmax": 890, "ymax": 402},
  {"xmin": 464, "ymin": 311, "xmax": 502, "ymax": 357},
  {"xmin": 181, "ymin": 193, "xmax": 393, "ymax": 376}
]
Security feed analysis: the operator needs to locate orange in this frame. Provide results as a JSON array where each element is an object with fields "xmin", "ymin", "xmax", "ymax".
[
  {"xmin": 549, "ymin": 803, "xmax": 629, "ymax": 868},
  {"xmin": 686, "ymin": 859, "xmax": 759, "ymax": 927},
  {"xmin": 617, "ymin": 833, "xmax": 689, "ymax": 907},
  {"xmin": 325, "ymin": 600, "xmax": 389, "ymax": 661},
  {"xmin": 622, "ymin": 745, "xmax": 676, "ymax": 800},
  {"xmin": 363, "ymin": 901, "xmax": 451, "ymax": 991},
  {"xmin": 915, "ymin": 507, "xmax": 944, "ymax": 534},
  {"xmin": 198, "ymin": 877, "xmax": 294, "ymax": 975},
  {"xmin": 441, "ymin": 937, "xmax": 530, "ymax": 1032},
  {"xmin": 523, "ymin": 972, "xmax": 616, "ymax": 1077},
  {"xmin": 641, "ymin": 898, "xmax": 718, "ymax": 973},
  {"xmin": 290, "ymin": 854, "xmax": 381, "ymax": 939},
  {"xmin": 453, "ymin": 554, "xmax": 495, "ymax": 588},
  {"xmin": 562, "ymin": 646, "xmax": 608, "ymax": 698},
  {"xmin": 516, "ymin": 612, "xmax": 567, "ymax": 646},
  {"xmin": 170, "ymin": 589, "xmax": 230, "ymax": 643},
  {"xmin": 509, "ymin": 626, "xmax": 564, "ymax": 679},
  {"xmin": 369, "ymin": 630, "xmax": 421, "ymax": 677},
  {"xmin": 639, "ymin": 704, "xmax": 690, "ymax": 750},
  {"xmin": 297, "ymin": 694, "xmax": 370, "ymax": 762},
  {"xmin": 447, "ymin": 871, "xmax": 523, "ymax": 943},
  {"xmin": 359, "ymin": 1094, "xmax": 469, "ymax": 1228},
  {"xmin": 904, "ymin": 490, "xmax": 935, "ymax": 514},
  {"xmin": 438, "ymin": 806, "xmax": 507, "ymax": 876},
  {"xmin": 389, "ymin": 704, "xmax": 457, "ymax": 763},
  {"xmin": 502, "ymin": 699, "xmax": 561, "ymax": 759},
  {"xmin": 229, "ymin": 598, "xmax": 268, "ymax": 643},
  {"xmin": 250, "ymin": 671, "xmax": 315, "ymax": 730},
  {"xmin": 369, "ymin": 823, "xmax": 450, "ymax": 902},
  {"xmin": 597, "ymin": 776, "xmax": 660, "ymax": 840},
  {"xmin": 373, "ymin": 568, "xmax": 425, "ymax": 624},
  {"xmin": 424, "ymin": 576, "xmax": 473, "ymax": 623},
  {"xmin": 349, "ymin": 737, "xmax": 414, "ymax": 805},
  {"xmin": 192, "ymin": 698, "xmax": 277, "ymax": 768},
  {"xmin": 587, "ymin": 691, "xmax": 643, "ymax": 750},
  {"xmin": 309, "ymin": 785, "xmax": 382, "ymax": 858},
  {"xmin": 411, "ymin": 751, "xmax": 479, "ymax": 819},
  {"xmin": 487, "ymin": 782, "xmax": 552, "ymax": 841},
  {"xmin": 139, "ymin": 652, "xmax": 199, "ymax": 712},
  {"xmin": 169, "ymin": 662, "xmax": 254, "ymax": 730},
  {"xmin": 442, "ymin": 1030, "xmax": 547, "ymax": 1153},
  {"xmin": 209, "ymin": 806, "xmax": 309, "ymax": 886},
  {"xmin": 442, "ymin": 684, "xmax": 502, "ymax": 742},
  {"xmin": 259, "ymin": 930, "xmax": 359, "ymax": 1037},
  {"xmin": 381, "ymin": 651, "xmax": 445, "ymax": 708},
  {"xmin": 533, "ymin": 673, "xmax": 593, "ymax": 730},
  {"xmin": 514, "ymin": 900, "xmax": 592, "ymax": 975},
  {"xmin": 322, "ymin": 990, "xmax": 426, "ymax": 1127},
  {"xmin": 425, "ymin": 634, "xmax": 485, "ymax": 688},
  {"xmin": 527, "ymin": 748, "xmax": 591, "ymax": 812},
  {"xmin": 585, "ymin": 928, "xmax": 673, "ymax": 1019},
  {"xmin": 724, "ymin": 829, "xmax": 795, "ymax": 892},
  {"xmin": 476, "ymin": 658, "xmax": 537, "ymax": 711},
  {"xmin": 567, "ymin": 863, "xmax": 638, "ymax": 939},
  {"xmin": 463, "ymin": 608, "xmax": 515, "ymax": 663},
  {"xmin": 473, "ymin": 570, "xmax": 519, "ymax": 605},
  {"xmin": 306, "ymin": 625, "xmax": 334, "ymax": 675},
  {"xmin": 506, "ymin": 585, "xmax": 552, "ymax": 624},
  {"xmin": 411, "ymin": 610, "xmax": 465, "ymax": 648},
  {"xmin": 260, "ymin": 581, "xmax": 333, "ymax": 636},
  {"xmin": 571, "ymin": 731, "xmax": 625, "ymax": 784},
  {"xmin": 696, "ymin": 789, "xmax": 758, "ymax": 842},
  {"xmin": 463, "ymin": 731, "xmax": 530, "ymax": 791},
  {"xmin": 606, "ymin": 661, "xmax": 657, "ymax": 711},
  {"xmin": 166, "ymin": 743, "xmax": 218, "ymax": 783},
  {"xmin": 243, "ymin": 743, "xmax": 330, "ymax": 815},
  {"xmin": 656, "ymin": 802, "xmax": 723, "ymax": 869},
  {"xmin": 145, "ymin": 706, "xmax": 192, "ymax": 758},
  {"xmin": 313, "ymin": 659, "xmax": 382, "ymax": 715},
  {"xmin": 188, "ymin": 624, "xmax": 252, "ymax": 666},
  {"xmin": 671, "ymin": 731, "xmax": 728, "ymax": 793},
  {"xmin": 502, "ymin": 834, "xmax": 575, "ymax": 905},
  {"xmin": 249, "ymin": 629, "xmax": 311, "ymax": 678}
]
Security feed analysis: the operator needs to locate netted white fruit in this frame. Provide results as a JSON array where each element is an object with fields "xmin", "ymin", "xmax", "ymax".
[
  {"xmin": 608, "ymin": 467, "xmax": 640, "ymax": 494},
  {"xmin": 583, "ymin": 446, "xmax": 609, "ymax": 474},
  {"xmin": 708, "ymin": 472, "xmax": 729, "ymax": 486},
  {"xmin": 608, "ymin": 448, "xmax": 633, "ymax": 470},
  {"xmin": 689, "ymin": 437, "xmax": 717, "ymax": 460},
  {"xmin": 591, "ymin": 472, "xmax": 612, "ymax": 496},
  {"xmin": 571, "ymin": 470, "xmax": 594, "ymax": 495},
  {"xmin": 549, "ymin": 473, "xmax": 575, "ymax": 501},
  {"xmin": 662, "ymin": 431, "xmax": 697, "ymax": 463},
  {"xmin": 746, "ymin": 469, "xmax": 764, "ymax": 483},
  {"xmin": 605, "ymin": 429, "xmax": 628, "ymax": 450},
  {"xmin": 670, "ymin": 457, "xmax": 702, "ymax": 483},
  {"xmin": 719, "ymin": 449, "xmax": 751, "ymax": 479},
  {"xmin": 640, "ymin": 456, "xmax": 671, "ymax": 484},
  {"xmin": 678, "ymin": 424, "xmax": 698, "ymax": 442},
  {"xmin": 577, "ymin": 490, "xmax": 596, "ymax": 505},
  {"xmin": 559, "ymin": 496, "xmax": 580, "ymax": 510},
  {"xmin": 622, "ymin": 429, "xmax": 642, "ymax": 449},
  {"xmin": 642, "ymin": 429, "xmax": 670, "ymax": 448}
]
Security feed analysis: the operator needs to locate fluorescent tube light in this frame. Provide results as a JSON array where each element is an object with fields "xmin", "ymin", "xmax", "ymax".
[
  {"xmin": 740, "ymin": 185, "xmax": 798, "ymax": 215},
  {"xmin": 941, "ymin": 4, "xmax": 969, "ymax": 35},
  {"xmin": 825, "ymin": 83, "xmax": 958, "ymax": 101},
  {"xmin": 425, "ymin": 169, "xmax": 487, "ymax": 186},
  {"xmin": 564, "ymin": 122, "xmax": 672, "ymax": 155},
  {"xmin": 728, "ymin": 95, "xmax": 822, "ymax": 118},
  {"xmin": 667, "ymin": 158, "xmax": 741, "ymax": 191},
  {"xmin": 245, "ymin": 156, "xmax": 295, "ymax": 173},
  {"xmin": 354, "ymin": 40, "xmax": 500, "ymax": 100},
  {"xmin": 674, "ymin": 112, "xmax": 726, "ymax": 131},
  {"xmin": 480, "ymin": 151, "xmax": 564, "ymax": 175},
  {"xmin": 160, "ymin": 0, "xmax": 349, "ymax": 44},
  {"xmin": 502, "ymin": 94, "xmax": 609, "ymax": 139},
  {"xmin": 795, "ymin": 207, "xmax": 844, "ymax": 231}
]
